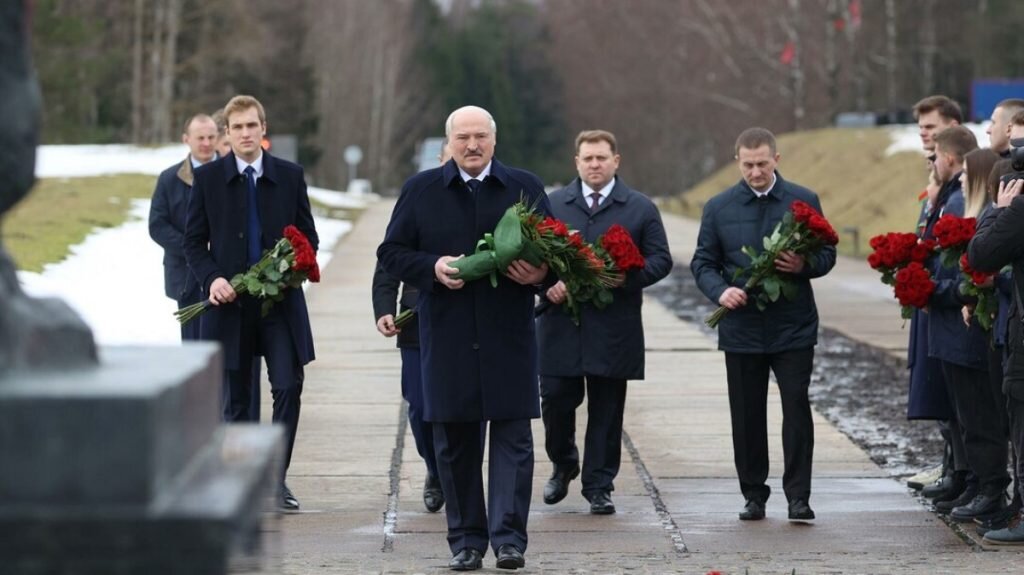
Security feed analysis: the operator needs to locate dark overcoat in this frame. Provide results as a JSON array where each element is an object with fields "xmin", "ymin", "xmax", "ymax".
[
  {"xmin": 975, "ymin": 205, "xmax": 1012, "ymax": 347},
  {"xmin": 969, "ymin": 193, "xmax": 1024, "ymax": 400},
  {"xmin": 907, "ymin": 198, "xmax": 951, "ymax": 420},
  {"xmin": 690, "ymin": 173, "xmax": 837, "ymax": 354},
  {"xmin": 376, "ymin": 159, "xmax": 551, "ymax": 422},
  {"xmin": 536, "ymin": 177, "xmax": 672, "ymax": 380},
  {"xmin": 183, "ymin": 151, "xmax": 318, "ymax": 370},
  {"xmin": 924, "ymin": 182, "xmax": 988, "ymax": 370},
  {"xmin": 149, "ymin": 157, "xmax": 198, "ymax": 300}
]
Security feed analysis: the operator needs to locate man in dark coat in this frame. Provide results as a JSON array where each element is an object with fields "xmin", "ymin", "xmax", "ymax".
[
  {"xmin": 371, "ymin": 264, "xmax": 445, "ymax": 513},
  {"xmin": 184, "ymin": 95, "xmax": 317, "ymax": 512},
  {"xmin": 906, "ymin": 96, "xmax": 965, "ymax": 498},
  {"xmin": 377, "ymin": 106, "xmax": 550, "ymax": 571},
  {"xmin": 691, "ymin": 128, "xmax": 836, "ymax": 522},
  {"xmin": 150, "ymin": 113, "xmax": 263, "ymax": 421},
  {"xmin": 968, "ymin": 149, "xmax": 1024, "ymax": 544},
  {"xmin": 149, "ymin": 114, "xmax": 218, "ymax": 341},
  {"xmin": 536, "ymin": 130, "xmax": 672, "ymax": 515}
]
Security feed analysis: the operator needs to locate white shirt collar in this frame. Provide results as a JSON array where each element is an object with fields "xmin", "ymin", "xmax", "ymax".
[
  {"xmin": 582, "ymin": 177, "xmax": 615, "ymax": 205},
  {"xmin": 236, "ymin": 152, "xmax": 264, "ymax": 178},
  {"xmin": 751, "ymin": 173, "xmax": 777, "ymax": 197},
  {"xmin": 190, "ymin": 153, "xmax": 221, "ymax": 169},
  {"xmin": 458, "ymin": 161, "xmax": 492, "ymax": 184}
]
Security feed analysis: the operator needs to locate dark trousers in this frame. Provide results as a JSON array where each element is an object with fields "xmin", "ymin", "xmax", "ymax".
[
  {"xmin": 941, "ymin": 360, "xmax": 1010, "ymax": 493},
  {"xmin": 540, "ymin": 375, "xmax": 627, "ymax": 496},
  {"xmin": 224, "ymin": 302, "xmax": 303, "ymax": 475},
  {"xmin": 433, "ymin": 419, "xmax": 533, "ymax": 555},
  {"xmin": 1006, "ymin": 316, "xmax": 1024, "ymax": 504},
  {"xmin": 401, "ymin": 348, "xmax": 438, "ymax": 479},
  {"xmin": 222, "ymin": 357, "xmax": 263, "ymax": 421},
  {"xmin": 724, "ymin": 348, "xmax": 815, "ymax": 504},
  {"xmin": 1011, "ymin": 396, "xmax": 1024, "ymax": 504},
  {"xmin": 989, "ymin": 344, "xmax": 1020, "ymax": 505}
]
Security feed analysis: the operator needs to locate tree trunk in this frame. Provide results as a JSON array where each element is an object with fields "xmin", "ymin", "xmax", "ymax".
[
  {"xmin": 148, "ymin": 0, "xmax": 165, "ymax": 143},
  {"xmin": 885, "ymin": 0, "xmax": 898, "ymax": 111},
  {"xmin": 920, "ymin": 0, "xmax": 936, "ymax": 94},
  {"xmin": 131, "ymin": 0, "xmax": 144, "ymax": 143},
  {"xmin": 825, "ymin": 0, "xmax": 839, "ymax": 119},
  {"xmin": 156, "ymin": 0, "xmax": 181, "ymax": 142},
  {"xmin": 787, "ymin": 0, "xmax": 805, "ymax": 130}
]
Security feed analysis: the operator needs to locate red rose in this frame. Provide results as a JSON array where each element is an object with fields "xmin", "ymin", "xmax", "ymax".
[
  {"xmin": 933, "ymin": 215, "xmax": 976, "ymax": 249},
  {"xmin": 537, "ymin": 217, "xmax": 569, "ymax": 237},
  {"xmin": 790, "ymin": 200, "xmax": 817, "ymax": 225},
  {"xmin": 284, "ymin": 224, "xmax": 320, "ymax": 283},
  {"xmin": 910, "ymin": 239, "xmax": 936, "ymax": 263},
  {"xmin": 960, "ymin": 253, "xmax": 993, "ymax": 286},
  {"xmin": 599, "ymin": 224, "xmax": 645, "ymax": 272},
  {"xmin": 894, "ymin": 262, "xmax": 935, "ymax": 309}
]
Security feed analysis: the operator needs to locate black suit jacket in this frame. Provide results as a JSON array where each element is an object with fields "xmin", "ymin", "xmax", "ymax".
[{"xmin": 184, "ymin": 151, "xmax": 318, "ymax": 370}]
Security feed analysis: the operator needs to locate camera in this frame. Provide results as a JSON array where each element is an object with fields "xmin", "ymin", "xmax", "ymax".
[{"xmin": 1001, "ymin": 137, "xmax": 1024, "ymax": 185}]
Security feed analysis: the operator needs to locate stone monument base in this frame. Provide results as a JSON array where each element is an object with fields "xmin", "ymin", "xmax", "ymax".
[{"xmin": 0, "ymin": 344, "xmax": 282, "ymax": 574}]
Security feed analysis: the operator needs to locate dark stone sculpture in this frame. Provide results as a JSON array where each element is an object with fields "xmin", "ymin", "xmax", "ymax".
[{"xmin": 0, "ymin": 0, "xmax": 97, "ymax": 371}]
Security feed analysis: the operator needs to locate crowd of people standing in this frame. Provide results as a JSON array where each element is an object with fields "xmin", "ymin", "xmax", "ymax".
[
  {"xmin": 900, "ymin": 95, "xmax": 1024, "ymax": 546},
  {"xmin": 149, "ymin": 93, "xmax": 1024, "ymax": 571}
]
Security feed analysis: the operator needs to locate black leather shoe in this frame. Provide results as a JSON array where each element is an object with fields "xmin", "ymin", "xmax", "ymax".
[
  {"xmin": 543, "ymin": 464, "xmax": 580, "ymax": 505},
  {"xmin": 448, "ymin": 548, "xmax": 483, "ymax": 571},
  {"xmin": 951, "ymin": 492, "xmax": 1006, "ymax": 522},
  {"xmin": 934, "ymin": 483, "xmax": 978, "ymax": 513},
  {"xmin": 279, "ymin": 483, "xmax": 299, "ymax": 512},
  {"xmin": 423, "ymin": 473, "xmax": 445, "ymax": 513},
  {"xmin": 495, "ymin": 543, "xmax": 525, "ymax": 570},
  {"xmin": 922, "ymin": 474, "xmax": 963, "ymax": 500},
  {"xmin": 975, "ymin": 502, "xmax": 1022, "ymax": 528},
  {"xmin": 788, "ymin": 499, "xmax": 815, "ymax": 522},
  {"xmin": 739, "ymin": 499, "xmax": 765, "ymax": 521},
  {"xmin": 587, "ymin": 491, "xmax": 616, "ymax": 515}
]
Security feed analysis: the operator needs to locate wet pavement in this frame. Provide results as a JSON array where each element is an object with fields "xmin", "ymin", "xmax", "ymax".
[
  {"xmin": 647, "ymin": 271, "xmax": 943, "ymax": 477},
  {"xmin": 246, "ymin": 204, "xmax": 1023, "ymax": 574}
]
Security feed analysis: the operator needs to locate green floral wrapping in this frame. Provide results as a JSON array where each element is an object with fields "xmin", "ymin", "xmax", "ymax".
[{"xmin": 450, "ymin": 205, "xmax": 542, "ymax": 287}]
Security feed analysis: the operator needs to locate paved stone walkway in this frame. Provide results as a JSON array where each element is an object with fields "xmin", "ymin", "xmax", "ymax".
[{"xmin": 253, "ymin": 203, "xmax": 1023, "ymax": 574}]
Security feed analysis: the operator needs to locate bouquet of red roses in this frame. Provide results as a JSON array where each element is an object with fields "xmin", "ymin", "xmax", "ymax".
[
  {"xmin": 450, "ymin": 200, "xmax": 645, "ymax": 325},
  {"xmin": 562, "ymin": 223, "xmax": 646, "ymax": 323},
  {"xmin": 893, "ymin": 262, "xmax": 936, "ymax": 319},
  {"xmin": 867, "ymin": 232, "xmax": 935, "ymax": 285},
  {"xmin": 932, "ymin": 214, "xmax": 976, "ymax": 269},
  {"xmin": 958, "ymin": 253, "xmax": 997, "ymax": 330},
  {"xmin": 705, "ymin": 200, "xmax": 838, "ymax": 328},
  {"xmin": 175, "ymin": 225, "xmax": 320, "ymax": 325}
]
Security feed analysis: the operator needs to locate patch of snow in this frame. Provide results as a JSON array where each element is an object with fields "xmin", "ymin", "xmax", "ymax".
[
  {"xmin": 308, "ymin": 186, "xmax": 378, "ymax": 209},
  {"xmin": 20, "ymin": 144, "xmax": 364, "ymax": 346},
  {"xmin": 36, "ymin": 144, "xmax": 189, "ymax": 178},
  {"xmin": 885, "ymin": 122, "xmax": 991, "ymax": 157},
  {"xmin": 18, "ymin": 200, "xmax": 351, "ymax": 346}
]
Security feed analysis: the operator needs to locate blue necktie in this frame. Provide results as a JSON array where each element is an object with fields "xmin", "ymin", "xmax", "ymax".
[
  {"xmin": 244, "ymin": 166, "xmax": 262, "ymax": 266},
  {"xmin": 466, "ymin": 178, "xmax": 481, "ymax": 194}
]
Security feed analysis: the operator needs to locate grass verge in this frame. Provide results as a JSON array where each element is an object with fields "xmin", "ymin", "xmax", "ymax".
[{"xmin": 1, "ymin": 174, "xmax": 156, "ymax": 272}]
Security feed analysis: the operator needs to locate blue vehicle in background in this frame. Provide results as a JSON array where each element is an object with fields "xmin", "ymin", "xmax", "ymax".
[{"xmin": 972, "ymin": 78, "xmax": 1024, "ymax": 121}]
